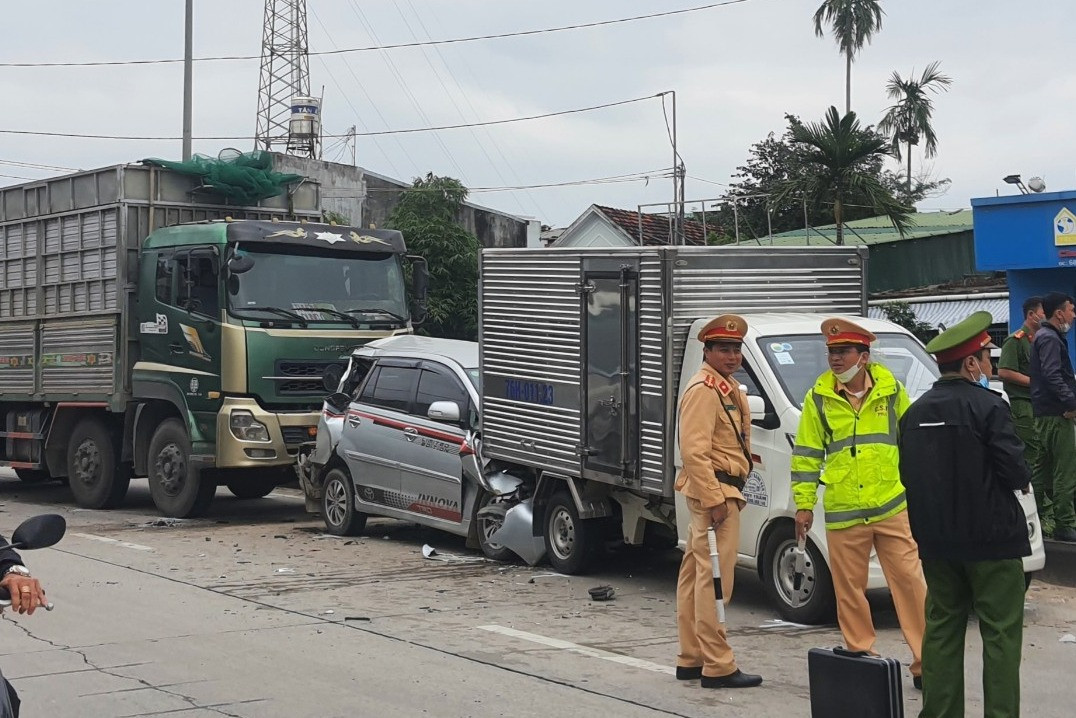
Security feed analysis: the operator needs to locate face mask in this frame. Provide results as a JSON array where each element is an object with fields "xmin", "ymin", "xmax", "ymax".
[
  {"xmin": 834, "ymin": 357, "xmax": 864, "ymax": 384},
  {"xmin": 970, "ymin": 360, "xmax": 990, "ymax": 389}
]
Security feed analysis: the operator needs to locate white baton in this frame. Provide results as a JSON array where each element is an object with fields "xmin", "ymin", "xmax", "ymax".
[{"xmin": 707, "ymin": 526, "xmax": 726, "ymax": 624}]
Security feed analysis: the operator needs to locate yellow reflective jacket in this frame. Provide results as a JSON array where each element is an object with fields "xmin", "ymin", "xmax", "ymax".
[{"xmin": 791, "ymin": 363, "xmax": 911, "ymax": 530}]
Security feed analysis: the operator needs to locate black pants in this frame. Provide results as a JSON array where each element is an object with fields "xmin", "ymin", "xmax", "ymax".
[{"xmin": 0, "ymin": 674, "xmax": 18, "ymax": 718}]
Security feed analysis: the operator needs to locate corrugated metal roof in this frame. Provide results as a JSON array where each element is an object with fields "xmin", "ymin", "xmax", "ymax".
[
  {"xmin": 766, "ymin": 210, "xmax": 973, "ymax": 247},
  {"xmin": 868, "ymin": 296, "xmax": 1009, "ymax": 329}
]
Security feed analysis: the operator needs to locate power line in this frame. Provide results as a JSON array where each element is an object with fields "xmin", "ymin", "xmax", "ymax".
[
  {"xmin": 0, "ymin": 158, "xmax": 80, "ymax": 172},
  {"xmin": 0, "ymin": 1, "xmax": 752, "ymax": 68},
  {"xmin": 363, "ymin": 168, "xmax": 675, "ymax": 194},
  {"xmin": 0, "ymin": 93, "xmax": 667, "ymax": 141}
]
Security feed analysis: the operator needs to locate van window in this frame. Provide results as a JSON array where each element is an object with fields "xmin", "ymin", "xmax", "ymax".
[
  {"xmin": 414, "ymin": 368, "xmax": 469, "ymax": 425},
  {"xmin": 360, "ymin": 365, "xmax": 419, "ymax": 412}
]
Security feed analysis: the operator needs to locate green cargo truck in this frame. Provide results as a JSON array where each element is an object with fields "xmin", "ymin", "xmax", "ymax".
[{"xmin": 0, "ymin": 164, "xmax": 427, "ymax": 517}]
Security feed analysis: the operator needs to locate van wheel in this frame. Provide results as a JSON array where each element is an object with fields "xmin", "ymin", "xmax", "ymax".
[
  {"xmin": 322, "ymin": 468, "xmax": 366, "ymax": 536},
  {"xmin": 148, "ymin": 419, "xmax": 215, "ymax": 518},
  {"xmin": 15, "ymin": 468, "xmax": 50, "ymax": 484},
  {"xmin": 476, "ymin": 492, "xmax": 517, "ymax": 562},
  {"xmin": 66, "ymin": 417, "xmax": 129, "ymax": 509},
  {"xmin": 761, "ymin": 523, "xmax": 836, "ymax": 625},
  {"xmin": 544, "ymin": 492, "xmax": 599, "ymax": 574}
]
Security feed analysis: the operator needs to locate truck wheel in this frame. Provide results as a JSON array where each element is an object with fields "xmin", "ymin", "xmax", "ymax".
[
  {"xmin": 15, "ymin": 468, "xmax": 50, "ymax": 484},
  {"xmin": 66, "ymin": 417, "xmax": 130, "ymax": 509},
  {"xmin": 148, "ymin": 419, "xmax": 215, "ymax": 518},
  {"xmin": 544, "ymin": 491, "xmax": 599, "ymax": 574},
  {"xmin": 476, "ymin": 492, "xmax": 517, "ymax": 563},
  {"xmin": 761, "ymin": 523, "xmax": 836, "ymax": 625},
  {"xmin": 322, "ymin": 467, "xmax": 366, "ymax": 536}
]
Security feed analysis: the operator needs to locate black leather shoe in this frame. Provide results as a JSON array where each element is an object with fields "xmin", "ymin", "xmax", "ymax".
[
  {"xmin": 1053, "ymin": 527, "xmax": 1076, "ymax": 543},
  {"xmin": 701, "ymin": 670, "xmax": 763, "ymax": 689},
  {"xmin": 913, "ymin": 675, "xmax": 922, "ymax": 690},
  {"xmin": 676, "ymin": 666, "xmax": 702, "ymax": 680}
]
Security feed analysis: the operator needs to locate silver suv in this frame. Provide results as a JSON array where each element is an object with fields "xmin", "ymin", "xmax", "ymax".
[{"xmin": 299, "ymin": 336, "xmax": 512, "ymax": 552}]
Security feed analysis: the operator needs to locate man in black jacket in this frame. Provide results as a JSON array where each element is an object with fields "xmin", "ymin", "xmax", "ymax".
[
  {"xmin": 899, "ymin": 311, "xmax": 1031, "ymax": 718},
  {"xmin": 1029, "ymin": 291, "xmax": 1076, "ymax": 542},
  {"xmin": 0, "ymin": 538, "xmax": 47, "ymax": 718}
]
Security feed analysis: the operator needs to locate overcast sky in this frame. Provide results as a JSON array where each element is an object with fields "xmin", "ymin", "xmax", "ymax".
[{"xmin": 1, "ymin": 0, "xmax": 1072, "ymax": 227}]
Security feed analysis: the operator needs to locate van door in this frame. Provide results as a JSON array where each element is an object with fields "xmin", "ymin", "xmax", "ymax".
[
  {"xmin": 733, "ymin": 358, "xmax": 787, "ymax": 560},
  {"xmin": 339, "ymin": 360, "xmax": 420, "ymax": 506},
  {"xmin": 580, "ymin": 258, "xmax": 640, "ymax": 484},
  {"xmin": 394, "ymin": 362, "xmax": 472, "ymax": 525}
]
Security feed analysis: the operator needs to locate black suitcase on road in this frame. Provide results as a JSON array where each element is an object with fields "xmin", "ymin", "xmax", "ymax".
[{"xmin": 807, "ymin": 646, "xmax": 904, "ymax": 718}]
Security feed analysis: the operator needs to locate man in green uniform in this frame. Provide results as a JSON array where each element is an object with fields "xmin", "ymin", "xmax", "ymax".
[
  {"xmin": 899, "ymin": 311, "xmax": 1031, "ymax": 718},
  {"xmin": 998, "ymin": 296, "xmax": 1051, "ymax": 534}
]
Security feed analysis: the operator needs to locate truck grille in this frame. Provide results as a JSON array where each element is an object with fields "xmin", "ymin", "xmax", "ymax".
[{"xmin": 274, "ymin": 360, "xmax": 336, "ymax": 395}]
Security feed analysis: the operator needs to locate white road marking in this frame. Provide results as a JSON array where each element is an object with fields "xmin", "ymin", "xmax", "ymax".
[
  {"xmin": 478, "ymin": 624, "xmax": 674, "ymax": 675},
  {"xmin": 71, "ymin": 533, "xmax": 154, "ymax": 552}
]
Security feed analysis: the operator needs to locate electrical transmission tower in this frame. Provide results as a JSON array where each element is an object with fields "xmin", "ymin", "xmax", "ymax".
[{"xmin": 254, "ymin": 0, "xmax": 321, "ymax": 158}]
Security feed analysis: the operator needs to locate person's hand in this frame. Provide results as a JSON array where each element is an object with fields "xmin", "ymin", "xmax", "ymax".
[
  {"xmin": 709, "ymin": 503, "xmax": 729, "ymax": 528},
  {"xmin": 0, "ymin": 573, "xmax": 46, "ymax": 615},
  {"xmin": 1064, "ymin": 409, "xmax": 1076, "ymax": 420},
  {"xmin": 795, "ymin": 510, "xmax": 814, "ymax": 542}
]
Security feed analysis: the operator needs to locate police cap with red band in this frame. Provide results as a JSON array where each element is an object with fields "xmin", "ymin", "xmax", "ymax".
[
  {"xmin": 697, "ymin": 314, "xmax": 748, "ymax": 343},
  {"xmin": 925, "ymin": 311, "xmax": 997, "ymax": 363},
  {"xmin": 820, "ymin": 317, "xmax": 877, "ymax": 347}
]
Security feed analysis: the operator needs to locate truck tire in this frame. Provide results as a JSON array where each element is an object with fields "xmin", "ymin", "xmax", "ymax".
[
  {"xmin": 475, "ymin": 492, "xmax": 517, "ymax": 563},
  {"xmin": 66, "ymin": 417, "xmax": 130, "ymax": 509},
  {"xmin": 14, "ymin": 468, "xmax": 50, "ymax": 484},
  {"xmin": 321, "ymin": 467, "xmax": 366, "ymax": 536},
  {"xmin": 543, "ymin": 491, "xmax": 599, "ymax": 575},
  {"xmin": 148, "ymin": 419, "xmax": 215, "ymax": 518},
  {"xmin": 760, "ymin": 522, "xmax": 836, "ymax": 625}
]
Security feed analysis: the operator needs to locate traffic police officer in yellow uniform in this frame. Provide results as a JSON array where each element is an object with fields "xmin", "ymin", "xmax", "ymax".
[
  {"xmin": 791, "ymin": 318, "xmax": 927, "ymax": 688},
  {"xmin": 674, "ymin": 314, "xmax": 762, "ymax": 689}
]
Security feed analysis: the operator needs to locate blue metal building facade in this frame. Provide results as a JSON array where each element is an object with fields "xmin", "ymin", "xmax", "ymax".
[{"xmin": 972, "ymin": 190, "xmax": 1076, "ymax": 354}]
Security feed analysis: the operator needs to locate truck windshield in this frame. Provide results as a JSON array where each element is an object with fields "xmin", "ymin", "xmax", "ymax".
[
  {"xmin": 227, "ymin": 247, "xmax": 408, "ymax": 325},
  {"xmin": 758, "ymin": 332, "xmax": 940, "ymax": 408}
]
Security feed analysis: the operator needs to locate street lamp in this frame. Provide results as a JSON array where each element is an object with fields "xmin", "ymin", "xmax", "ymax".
[{"xmin": 1003, "ymin": 174, "xmax": 1029, "ymax": 194}]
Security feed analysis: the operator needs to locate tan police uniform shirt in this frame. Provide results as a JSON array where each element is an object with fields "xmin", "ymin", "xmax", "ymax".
[{"xmin": 674, "ymin": 363, "xmax": 750, "ymax": 510}]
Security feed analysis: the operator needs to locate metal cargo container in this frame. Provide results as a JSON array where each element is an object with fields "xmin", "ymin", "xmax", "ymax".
[
  {"xmin": 479, "ymin": 245, "xmax": 868, "ymax": 497},
  {"xmin": 0, "ymin": 164, "xmax": 320, "ymax": 405}
]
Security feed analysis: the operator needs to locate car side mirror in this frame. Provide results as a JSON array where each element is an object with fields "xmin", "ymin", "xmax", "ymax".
[
  {"xmin": 428, "ymin": 401, "xmax": 460, "ymax": 422},
  {"xmin": 325, "ymin": 392, "xmax": 352, "ymax": 414},
  {"xmin": 747, "ymin": 394, "xmax": 781, "ymax": 430}
]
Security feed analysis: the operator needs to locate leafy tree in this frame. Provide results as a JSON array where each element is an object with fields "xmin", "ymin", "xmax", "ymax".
[
  {"xmin": 773, "ymin": 107, "xmax": 912, "ymax": 245},
  {"xmin": 881, "ymin": 301, "xmax": 937, "ymax": 343},
  {"xmin": 813, "ymin": 0, "xmax": 885, "ymax": 113},
  {"xmin": 878, "ymin": 61, "xmax": 953, "ymax": 200},
  {"xmin": 386, "ymin": 173, "xmax": 480, "ymax": 340}
]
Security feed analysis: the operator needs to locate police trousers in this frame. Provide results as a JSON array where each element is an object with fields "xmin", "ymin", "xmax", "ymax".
[
  {"xmin": 920, "ymin": 558, "xmax": 1024, "ymax": 718},
  {"xmin": 676, "ymin": 496, "xmax": 740, "ymax": 678}
]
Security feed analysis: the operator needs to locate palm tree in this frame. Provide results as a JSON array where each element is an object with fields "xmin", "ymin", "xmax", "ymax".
[
  {"xmin": 877, "ymin": 61, "xmax": 953, "ymax": 200},
  {"xmin": 813, "ymin": 0, "xmax": 885, "ymax": 113},
  {"xmin": 773, "ymin": 107, "xmax": 912, "ymax": 245}
]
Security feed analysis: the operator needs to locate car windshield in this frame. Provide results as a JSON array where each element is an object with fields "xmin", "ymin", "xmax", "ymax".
[
  {"xmin": 759, "ymin": 332, "xmax": 940, "ymax": 408},
  {"xmin": 227, "ymin": 246, "xmax": 408, "ymax": 324}
]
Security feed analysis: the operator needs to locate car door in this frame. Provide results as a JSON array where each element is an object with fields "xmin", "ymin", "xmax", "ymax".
[
  {"xmin": 395, "ymin": 362, "xmax": 473, "ymax": 525},
  {"xmin": 339, "ymin": 359, "xmax": 420, "ymax": 509},
  {"xmin": 733, "ymin": 358, "xmax": 785, "ymax": 560}
]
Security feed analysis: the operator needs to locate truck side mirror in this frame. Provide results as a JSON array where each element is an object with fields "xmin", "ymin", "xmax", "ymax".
[
  {"xmin": 228, "ymin": 255, "xmax": 255, "ymax": 274},
  {"xmin": 408, "ymin": 255, "xmax": 429, "ymax": 325}
]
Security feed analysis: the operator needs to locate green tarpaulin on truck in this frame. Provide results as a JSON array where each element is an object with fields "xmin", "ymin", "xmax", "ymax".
[{"xmin": 141, "ymin": 151, "xmax": 304, "ymax": 205}]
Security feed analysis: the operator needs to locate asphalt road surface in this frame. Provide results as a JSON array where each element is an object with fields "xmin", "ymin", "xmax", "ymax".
[{"xmin": 0, "ymin": 469, "xmax": 1073, "ymax": 717}]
